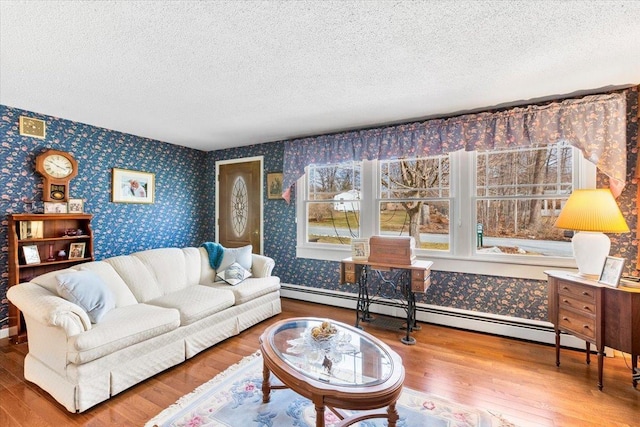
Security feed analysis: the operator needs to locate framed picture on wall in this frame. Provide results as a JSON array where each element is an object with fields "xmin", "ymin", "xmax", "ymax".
[
  {"xmin": 267, "ymin": 172, "xmax": 283, "ymax": 200},
  {"xmin": 598, "ymin": 256, "xmax": 625, "ymax": 287},
  {"xmin": 112, "ymin": 168, "xmax": 155, "ymax": 204}
]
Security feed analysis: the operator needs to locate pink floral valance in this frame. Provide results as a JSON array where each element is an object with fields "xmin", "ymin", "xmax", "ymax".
[{"xmin": 283, "ymin": 92, "xmax": 627, "ymax": 201}]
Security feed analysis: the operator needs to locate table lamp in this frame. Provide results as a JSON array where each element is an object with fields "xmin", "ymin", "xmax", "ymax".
[{"xmin": 554, "ymin": 189, "xmax": 629, "ymax": 278}]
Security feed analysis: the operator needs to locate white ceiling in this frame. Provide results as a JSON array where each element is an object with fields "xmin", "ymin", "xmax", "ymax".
[{"xmin": 1, "ymin": 1, "xmax": 639, "ymax": 152}]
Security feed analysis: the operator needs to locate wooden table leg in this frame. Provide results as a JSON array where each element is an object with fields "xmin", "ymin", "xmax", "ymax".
[
  {"xmin": 387, "ymin": 402, "xmax": 399, "ymax": 427},
  {"xmin": 262, "ymin": 363, "xmax": 271, "ymax": 403},
  {"xmin": 315, "ymin": 404, "xmax": 325, "ymax": 427},
  {"xmin": 597, "ymin": 347, "xmax": 604, "ymax": 391},
  {"xmin": 555, "ymin": 329, "xmax": 560, "ymax": 367}
]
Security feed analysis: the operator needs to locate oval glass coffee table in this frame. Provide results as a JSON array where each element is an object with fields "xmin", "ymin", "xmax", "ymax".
[{"xmin": 259, "ymin": 317, "xmax": 405, "ymax": 427}]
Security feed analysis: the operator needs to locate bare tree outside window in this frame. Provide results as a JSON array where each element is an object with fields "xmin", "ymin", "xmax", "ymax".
[{"xmin": 379, "ymin": 156, "xmax": 450, "ymax": 249}]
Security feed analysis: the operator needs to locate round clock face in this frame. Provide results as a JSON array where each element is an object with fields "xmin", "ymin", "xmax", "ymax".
[{"xmin": 43, "ymin": 154, "xmax": 74, "ymax": 178}]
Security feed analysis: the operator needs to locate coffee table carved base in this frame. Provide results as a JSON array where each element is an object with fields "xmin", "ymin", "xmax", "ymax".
[{"xmin": 259, "ymin": 318, "xmax": 405, "ymax": 427}]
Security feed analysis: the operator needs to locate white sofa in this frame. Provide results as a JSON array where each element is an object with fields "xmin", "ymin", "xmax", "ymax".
[{"xmin": 7, "ymin": 246, "xmax": 281, "ymax": 412}]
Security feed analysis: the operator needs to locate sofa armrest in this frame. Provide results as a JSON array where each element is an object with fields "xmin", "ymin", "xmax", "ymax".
[
  {"xmin": 7, "ymin": 282, "xmax": 92, "ymax": 336},
  {"xmin": 251, "ymin": 254, "xmax": 276, "ymax": 278}
]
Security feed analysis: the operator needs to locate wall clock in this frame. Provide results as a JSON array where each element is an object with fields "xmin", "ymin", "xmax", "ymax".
[{"xmin": 35, "ymin": 149, "xmax": 78, "ymax": 202}]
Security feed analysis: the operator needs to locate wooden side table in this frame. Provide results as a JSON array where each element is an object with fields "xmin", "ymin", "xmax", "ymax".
[{"xmin": 546, "ymin": 270, "xmax": 640, "ymax": 390}]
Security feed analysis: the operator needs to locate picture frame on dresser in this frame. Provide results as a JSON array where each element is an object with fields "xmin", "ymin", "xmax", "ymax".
[
  {"xmin": 351, "ymin": 238, "xmax": 369, "ymax": 260},
  {"xmin": 68, "ymin": 242, "xmax": 86, "ymax": 259},
  {"xmin": 68, "ymin": 198, "xmax": 84, "ymax": 213},
  {"xmin": 44, "ymin": 201, "xmax": 68, "ymax": 214},
  {"xmin": 599, "ymin": 256, "xmax": 625, "ymax": 287}
]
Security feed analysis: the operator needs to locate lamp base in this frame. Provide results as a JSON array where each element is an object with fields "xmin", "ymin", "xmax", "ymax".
[{"xmin": 572, "ymin": 231, "xmax": 610, "ymax": 277}]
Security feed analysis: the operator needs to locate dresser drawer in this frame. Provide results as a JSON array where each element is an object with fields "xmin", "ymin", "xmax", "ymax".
[
  {"xmin": 344, "ymin": 272, "xmax": 357, "ymax": 283},
  {"xmin": 340, "ymin": 262, "xmax": 357, "ymax": 284},
  {"xmin": 559, "ymin": 308, "xmax": 596, "ymax": 340},
  {"xmin": 559, "ymin": 295, "xmax": 597, "ymax": 316},
  {"xmin": 558, "ymin": 281, "xmax": 597, "ymax": 303}
]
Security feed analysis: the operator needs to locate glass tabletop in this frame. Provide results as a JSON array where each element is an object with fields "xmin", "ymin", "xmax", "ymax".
[{"xmin": 268, "ymin": 318, "xmax": 393, "ymax": 387}]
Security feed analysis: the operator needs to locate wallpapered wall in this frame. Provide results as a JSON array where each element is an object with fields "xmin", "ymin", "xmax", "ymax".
[
  {"xmin": 0, "ymin": 105, "xmax": 210, "ymax": 331},
  {"xmin": 212, "ymin": 88, "xmax": 638, "ymax": 322},
  {"xmin": 1, "ymin": 88, "xmax": 637, "ymax": 332}
]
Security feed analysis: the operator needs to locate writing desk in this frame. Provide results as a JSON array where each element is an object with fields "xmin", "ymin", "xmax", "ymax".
[{"xmin": 340, "ymin": 258, "xmax": 433, "ymax": 345}]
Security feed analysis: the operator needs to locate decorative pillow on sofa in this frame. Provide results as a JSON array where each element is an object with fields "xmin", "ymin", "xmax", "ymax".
[
  {"xmin": 217, "ymin": 245, "xmax": 253, "ymax": 273},
  {"xmin": 216, "ymin": 262, "xmax": 252, "ymax": 286},
  {"xmin": 56, "ymin": 270, "xmax": 116, "ymax": 323}
]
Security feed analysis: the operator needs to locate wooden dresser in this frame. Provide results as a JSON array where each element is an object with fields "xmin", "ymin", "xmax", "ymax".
[{"xmin": 546, "ymin": 270, "xmax": 640, "ymax": 390}]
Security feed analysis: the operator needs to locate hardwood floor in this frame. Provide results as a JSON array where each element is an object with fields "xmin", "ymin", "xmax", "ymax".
[{"xmin": 1, "ymin": 298, "xmax": 638, "ymax": 426}]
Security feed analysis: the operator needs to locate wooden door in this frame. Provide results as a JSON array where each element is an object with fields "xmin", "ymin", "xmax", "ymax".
[{"xmin": 217, "ymin": 158, "xmax": 262, "ymax": 253}]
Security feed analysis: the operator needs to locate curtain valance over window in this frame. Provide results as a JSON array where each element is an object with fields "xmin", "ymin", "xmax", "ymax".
[{"xmin": 283, "ymin": 92, "xmax": 627, "ymax": 201}]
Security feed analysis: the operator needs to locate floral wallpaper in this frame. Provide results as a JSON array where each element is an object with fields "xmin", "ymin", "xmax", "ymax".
[
  {"xmin": 1, "ymin": 88, "xmax": 637, "ymax": 333},
  {"xmin": 0, "ymin": 105, "xmax": 210, "ymax": 332}
]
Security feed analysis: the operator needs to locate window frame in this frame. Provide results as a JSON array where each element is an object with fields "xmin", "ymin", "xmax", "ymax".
[{"xmin": 296, "ymin": 147, "xmax": 596, "ymax": 280}]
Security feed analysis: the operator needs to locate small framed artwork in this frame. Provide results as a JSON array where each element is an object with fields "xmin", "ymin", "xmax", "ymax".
[
  {"xmin": 68, "ymin": 198, "xmax": 84, "ymax": 213},
  {"xmin": 112, "ymin": 168, "xmax": 155, "ymax": 204},
  {"xmin": 598, "ymin": 256, "xmax": 625, "ymax": 287},
  {"xmin": 351, "ymin": 238, "xmax": 370, "ymax": 261},
  {"xmin": 22, "ymin": 245, "xmax": 41, "ymax": 265},
  {"xmin": 68, "ymin": 242, "xmax": 86, "ymax": 259},
  {"xmin": 44, "ymin": 201, "xmax": 68, "ymax": 214},
  {"xmin": 267, "ymin": 172, "xmax": 283, "ymax": 200},
  {"xmin": 19, "ymin": 116, "xmax": 46, "ymax": 139}
]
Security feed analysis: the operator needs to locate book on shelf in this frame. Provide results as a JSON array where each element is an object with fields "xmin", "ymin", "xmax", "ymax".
[{"xmin": 19, "ymin": 221, "xmax": 44, "ymax": 239}]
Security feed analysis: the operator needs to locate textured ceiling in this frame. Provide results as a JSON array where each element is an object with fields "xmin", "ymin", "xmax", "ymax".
[{"xmin": 1, "ymin": 1, "xmax": 639, "ymax": 151}]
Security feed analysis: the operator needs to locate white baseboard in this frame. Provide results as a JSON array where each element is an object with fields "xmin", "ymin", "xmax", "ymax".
[
  {"xmin": 0, "ymin": 326, "xmax": 16, "ymax": 340},
  {"xmin": 280, "ymin": 283, "xmax": 590, "ymax": 351}
]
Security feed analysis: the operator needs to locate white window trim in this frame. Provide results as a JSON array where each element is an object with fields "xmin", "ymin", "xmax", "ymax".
[{"xmin": 296, "ymin": 148, "xmax": 595, "ymax": 281}]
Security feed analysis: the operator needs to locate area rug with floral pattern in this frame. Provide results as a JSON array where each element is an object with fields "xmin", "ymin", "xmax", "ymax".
[{"xmin": 146, "ymin": 351, "xmax": 516, "ymax": 427}]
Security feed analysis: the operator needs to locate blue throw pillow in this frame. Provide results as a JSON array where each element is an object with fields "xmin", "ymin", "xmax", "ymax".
[
  {"xmin": 218, "ymin": 245, "xmax": 253, "ymax": 272},
  {"xmin": 56, "ymin": 270, "xmax": 116, "ymax": 323},
  {"xmin": 216, "ymin": 262, "xmax": 252, "ymax": 286}
]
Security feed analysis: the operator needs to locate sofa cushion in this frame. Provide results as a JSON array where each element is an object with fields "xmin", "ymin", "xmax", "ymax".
[
  {"xmin": 133, "ymin": 248, "xmax": 189, "ymax": 294},
  {"xmin": 67, "ymin": 303, "xmax": 180, "ymax": 364},
  {"xmin": 105, "ymin": 255, "xmax": 162, "ymax": 302},
  {"xmin": 205, "ymin": 276, "xmax": 280, "ymax": 305},
  {"xmin": 146, "ymin": 285, "xmax": 235, "ymax": 326},
  {"xmin": 56, "ymin": 270, "xmax": 116, "ymax": 323},
  {"xmin": 216, "ymin": 262, "xmax": 252, "ymax": 286}
]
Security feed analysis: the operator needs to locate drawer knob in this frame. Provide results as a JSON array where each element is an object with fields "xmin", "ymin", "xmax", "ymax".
[
  {"xmin": 562, "ymin": 299, "xmax": 570, "ymax": 303},
  {"xmin": 583, "ymin": 325, "xmax": 591, "ymax": 330},
  {"xmin": 583, "ymin": 306, "xmax": 591, "ymax": 311},
  {"xmin": 582, "ymin": 291, "xmax": 589, "ymax": 296},
  {"xmin": 562, "ymin": 316, "xmax": 569, "ymax": 321}
]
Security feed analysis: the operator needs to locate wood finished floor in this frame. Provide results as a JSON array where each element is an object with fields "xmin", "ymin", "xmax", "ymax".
[{"xmin": 1, "ymin": 298, "xmax": 638, "ymax": 426}]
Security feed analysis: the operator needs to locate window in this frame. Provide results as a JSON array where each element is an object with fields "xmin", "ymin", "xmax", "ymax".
[
  {"xmin": 379, "ymin": 156, "xmax": 451, "ymax": 251},
  {"xmin": 475, "ymin": 142, "xmax": 574, "ymax": 257},
  {"xmin": 305, "ymin": 162, "xmax": 361, "ymax": 244},
  {"xmin": 296, "ymin": 142, "xmax": 594, "ymax": 278}
]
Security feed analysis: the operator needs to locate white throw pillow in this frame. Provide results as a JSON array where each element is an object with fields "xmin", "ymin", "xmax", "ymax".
[
  {"xmin": 216, "ymin": 262, "xmax": 252, "ymax": 286},
  {"xmin": 218, "ymin": 245, "xmax": 252, "ymax": 272},
  {"xmin": 56, "ymin": 270, "xmax": 116, "ymax": 323}
]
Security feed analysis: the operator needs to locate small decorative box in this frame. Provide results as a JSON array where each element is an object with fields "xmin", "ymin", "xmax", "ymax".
[{"xmin": 368, "ymin": 236, "xmax": 416, "ymax": 265}]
